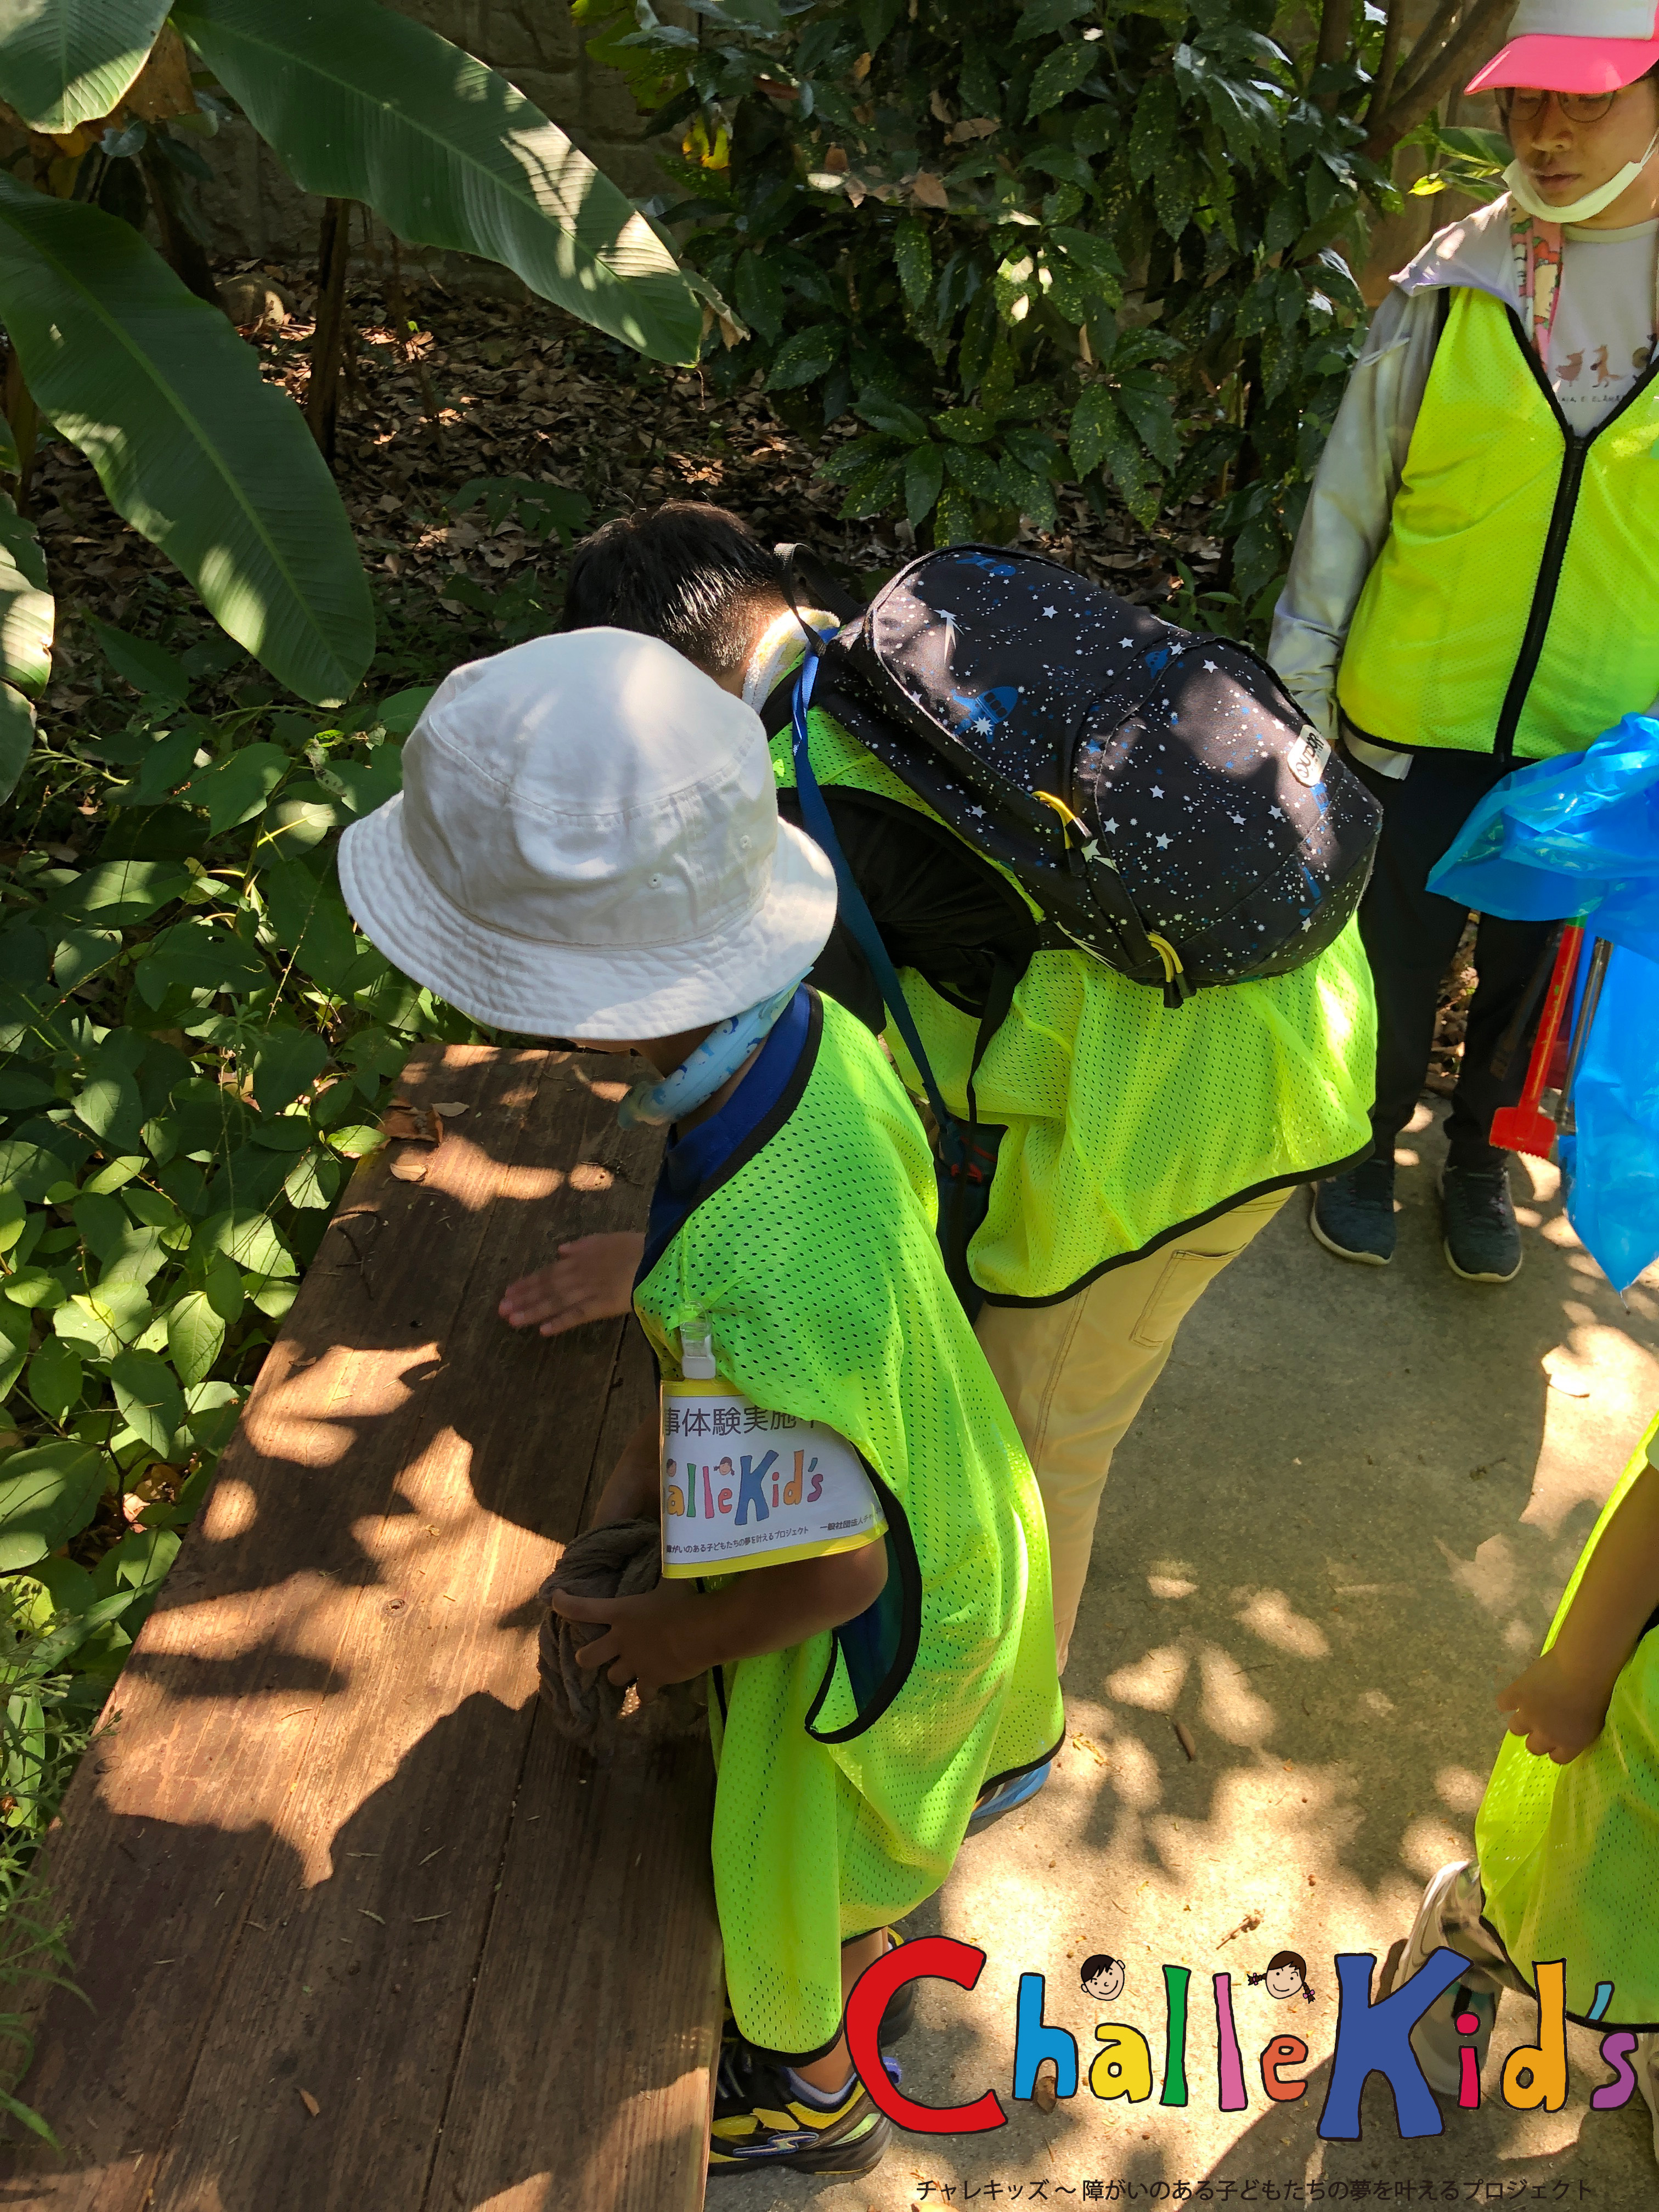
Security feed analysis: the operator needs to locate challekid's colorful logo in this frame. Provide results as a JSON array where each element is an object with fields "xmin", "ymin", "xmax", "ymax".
[{"xmin": 843, "ymin": 1941, "xmax": 1646, "ymax": 2141}]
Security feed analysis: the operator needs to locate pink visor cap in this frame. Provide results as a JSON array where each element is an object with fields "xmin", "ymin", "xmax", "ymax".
[{"xmin": 1467, "ymin": 2, "xmax": 1659, "ymax": 95}]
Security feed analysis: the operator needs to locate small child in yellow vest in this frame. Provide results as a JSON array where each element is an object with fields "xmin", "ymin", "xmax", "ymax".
[
  {"xmin": 1274, "ymin": 2, "xmax": 1659, "ymax": 1284},
  {"xmin": 1395, "ymin": 1414, "xmax": 1659, "ymax": 2152},
  {"xmin": 337, "ymin": 628, "xmax": 1064, "ymax": 2179}
]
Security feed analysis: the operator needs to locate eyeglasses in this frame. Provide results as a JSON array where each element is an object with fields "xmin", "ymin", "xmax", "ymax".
[{"xmin": 1497, "ymin": 87, "xmax": 1622, "ymax": 125}]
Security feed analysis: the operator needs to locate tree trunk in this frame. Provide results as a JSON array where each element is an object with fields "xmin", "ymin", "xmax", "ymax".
[
  {"xmin": 139, "ymin": 149, "xmax": 220, "ymax": 305},
  {"xmin": 1369, "ymin": 0, "xmax": 1409, "ymax": 123},
  {"xmin": 1316, "ymin": 0, "xmax": 1350, "ymax": 112},
  {"xmin": 1364, "ymin": 0, "xmax": 1510, "ymax": 164},
  {"xmin": 307, "ymin": 198, "xmax": 353, "ymax": 465}
]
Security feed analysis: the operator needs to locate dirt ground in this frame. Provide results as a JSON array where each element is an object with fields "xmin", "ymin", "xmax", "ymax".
[{"xmin": 722, "ymin": 1103, "xmax": 1659, "ymax": 2210}]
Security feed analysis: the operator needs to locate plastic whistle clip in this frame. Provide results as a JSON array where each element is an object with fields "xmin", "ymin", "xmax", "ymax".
[{"xmin": 679, "ymin": 1324, "xmax": 717, "ymax": 1380}]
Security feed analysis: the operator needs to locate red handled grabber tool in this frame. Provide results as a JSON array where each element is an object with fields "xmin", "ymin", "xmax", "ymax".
[{"xmin": 1490, "ymin": 923, "xmax": 1583, "ymax": 1158}]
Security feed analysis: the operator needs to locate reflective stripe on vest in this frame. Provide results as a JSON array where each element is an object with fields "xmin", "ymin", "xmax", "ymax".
[{"xmin": 1338, "ymin": 285, "xmax": 1659, "ymax": 764}]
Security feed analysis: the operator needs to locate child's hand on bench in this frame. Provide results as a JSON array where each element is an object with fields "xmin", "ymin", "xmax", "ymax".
[
  {"xmin": 500, "ymin": 1232, "xmax": 646, "ymax": 1336},
  {"xmin": 550, "ymin": 1542, "xmax": 889, "ymax": 1703}
]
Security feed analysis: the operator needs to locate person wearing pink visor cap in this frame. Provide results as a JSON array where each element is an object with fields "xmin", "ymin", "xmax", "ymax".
[{"xmin": 1273, "ymin": 1, "xmax": 1659, "ymax": 1288}]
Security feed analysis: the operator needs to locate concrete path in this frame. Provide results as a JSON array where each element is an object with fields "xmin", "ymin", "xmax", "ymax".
[{"xmin": 729, "ymin": 1103, "xmax": 1659, "ymax": 2211}]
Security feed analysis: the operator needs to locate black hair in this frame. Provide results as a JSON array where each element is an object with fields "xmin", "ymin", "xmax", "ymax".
[
  {"xmin": 1079, "ymin": 1954, "xmax": 1122, "ymax": 1983},
  {"xmin": 561, "ymin": 500, "xmax": 788, "ymax": 678},
  {"xmin": 1249, "ymin": 1950, "xmax": 1315, "ymax": 2002}
]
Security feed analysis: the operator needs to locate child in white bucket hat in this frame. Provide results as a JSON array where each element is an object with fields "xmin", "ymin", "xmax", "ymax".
[
  {"xmin": 1275, "ymin": 1, "xmax": 1659, "ymax": 1285},
  {"xmin": 339, "ymin": 629, "xmax": 1064, "ymax": 2178}
]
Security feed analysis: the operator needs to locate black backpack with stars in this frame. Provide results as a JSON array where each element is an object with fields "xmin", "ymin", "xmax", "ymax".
[{"xmin": 797, "ymin": 544, "xmax": 1381, "ymax": 1007}]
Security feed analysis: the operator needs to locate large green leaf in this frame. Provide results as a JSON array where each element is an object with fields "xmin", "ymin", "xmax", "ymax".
[
  {"xmin": 0, "ymin": 1440, "xmax": 105, "ymax": 1572},
  {"xmin": 0, "ymin": 178, "xmax": 373, "ymax": 706},
  {"xmin": 0, "ymin": 0, "xmax": 170, "ymax": 133},
  {"xmin": 0, "ymin": 489, "xmax": 52, "ymax": 698},
  {"xmin": 0, "ymin": 680, "xmax": 33, "ymax": 804},
  {"xmin": 173, "ymin": 0, "xmax": 703, "ymax": 366}
]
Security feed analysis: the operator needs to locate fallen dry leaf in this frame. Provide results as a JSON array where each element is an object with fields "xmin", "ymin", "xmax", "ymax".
[
  {"xmin": 1071, "ymin": 1733, "xmax": 1110, "ymax": 1767},
  {"xmin": 388, "ymin": 1156, "xmax": 428, "ymax": 1182},
  {"xmin": 949, "ymin": 116, "xmax": 999, "ymax": 143},
  {"xmin": 298, "ymin": 2087, "xmax": 320, "ymax": 2117},
  {"xmin": 1031, "ymin": 2070, "xmax": 1057, "ymax": 2114},
  {"xmin": 928, "ymin": 89, "xmax": 954, "ymax": 123},
  {"xmin": 1173, "ymin": 1719, "xmax": 1197, "ymax": 1761},
  {"xmin": 824, "ymin": 145, "xmax": 849, "ymax": 173},
  {"xmin": 381, "ymin": 1102, "xmax": 443, "ymax": 1144},
  {"xmin": 910, "ymin": 170, "xmax": 950, "ymax": 210},
  {"xmin": 853, "ymin": 49, "xmax": 872, "ymax": 81}
]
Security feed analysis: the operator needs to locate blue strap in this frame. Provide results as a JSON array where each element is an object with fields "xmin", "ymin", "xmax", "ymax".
[{"xmin": 790, "ymin": 652, "xmax": 960, "ymax": 1161}]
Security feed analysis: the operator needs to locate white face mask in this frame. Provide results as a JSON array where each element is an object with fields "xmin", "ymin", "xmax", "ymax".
[{"xmin": 1505, "ymin": 128, "xmax": 1659, "ymax": 224}]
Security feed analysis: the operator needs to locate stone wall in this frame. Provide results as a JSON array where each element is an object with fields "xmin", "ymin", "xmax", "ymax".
[{"xmin": 196, "ymin": 0, "xmax": 670, "ymax": 271}]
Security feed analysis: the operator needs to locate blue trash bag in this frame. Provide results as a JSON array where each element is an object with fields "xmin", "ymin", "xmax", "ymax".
[
  {"xmin": 1429, "ymin": 717, "xmax": 1659, "ymax": 1293},
  {"xmin": 1557, "ymin": 943, "xmax": 1659, "ymax": 1297},
  {"xmin": 1427, "ymin": 714, "xmax": 1659, "ymax": 963}
]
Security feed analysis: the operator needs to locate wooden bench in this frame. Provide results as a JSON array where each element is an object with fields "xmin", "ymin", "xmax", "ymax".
[{"xmin": 1, "ymin": 1045, "xmax": 722, "ymax": 2210}]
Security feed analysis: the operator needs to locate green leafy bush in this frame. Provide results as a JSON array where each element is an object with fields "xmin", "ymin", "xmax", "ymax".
[
  {"xmin": 585, "ymin": 0, "xmax": 1401, "ymax": 615},
  {"xmin": 0, "ymin": 649, "xmax": 481, "ymax": 1814}
]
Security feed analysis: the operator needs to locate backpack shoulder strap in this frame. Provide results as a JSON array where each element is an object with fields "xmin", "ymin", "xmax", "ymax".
[{"xmin": 790, "ymin": 653, "xmax": 956, "ymax": 1141}]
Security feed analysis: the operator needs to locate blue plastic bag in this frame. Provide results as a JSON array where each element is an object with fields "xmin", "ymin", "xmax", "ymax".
[
  {"xmin": 1429, "ymin": 718, "xmax": 1659, "ymax": 1293},
  {"xmin": 1556, "ymin": 944, "xmax": 1659, "ymax": 1296},
  {"xmin": 1429, "ymin": 714, "xmax": 1659, "ymax": 963}
]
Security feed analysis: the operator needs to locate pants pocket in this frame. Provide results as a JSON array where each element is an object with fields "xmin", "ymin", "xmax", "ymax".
[{"xmin": 1128, "ymin": 1244, "xmax": 1245, "ymax": 1351}]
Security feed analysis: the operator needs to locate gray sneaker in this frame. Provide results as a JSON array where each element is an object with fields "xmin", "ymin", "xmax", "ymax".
[
  {"xmin": 1441, "ymin": 1164, "xmax": 1522, "ymax": 1283},
  {"xmin": 1310, "ymin": 1159, "xmax": 1396, "ymax": 1266}
]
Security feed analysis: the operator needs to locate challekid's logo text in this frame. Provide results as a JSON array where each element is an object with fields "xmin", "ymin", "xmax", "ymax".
[{"xmin": 844, "ymin": 1940, "xmax": 1644, "ymax": 2140}]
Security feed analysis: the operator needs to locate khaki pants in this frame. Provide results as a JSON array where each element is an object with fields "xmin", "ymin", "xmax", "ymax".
[{"xmin": 975, "ymin": 1187, "xmax": 1290, "ymax": 1671}]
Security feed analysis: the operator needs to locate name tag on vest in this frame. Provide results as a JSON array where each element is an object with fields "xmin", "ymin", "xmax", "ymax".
[{"xmin": 659, "ymin": 1380, "xmax": 885, "ymax": 1577}]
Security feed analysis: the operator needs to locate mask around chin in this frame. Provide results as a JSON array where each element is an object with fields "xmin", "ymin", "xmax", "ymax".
[{"xmin": 1505, "ymin": 132, "xmax": 1659, "ymax": 225}]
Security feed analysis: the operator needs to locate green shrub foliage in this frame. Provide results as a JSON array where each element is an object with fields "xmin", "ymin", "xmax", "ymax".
[
  {"xmin": 590, "ymin": 0, "xmax": 1397, "ymax": 609},
  {"xmin": 0, "ymin": 653, "xmax": 483, "ymax": 1796}
]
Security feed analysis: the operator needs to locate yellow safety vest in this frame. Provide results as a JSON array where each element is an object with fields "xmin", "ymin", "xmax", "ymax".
[
  {"xmin": 1339, "ymin": 285, "xmax": 1659, "ymax": 763},
  {"xmin": 775, "ymin": 708, "xmax": 1376, "ymax": 1306}
]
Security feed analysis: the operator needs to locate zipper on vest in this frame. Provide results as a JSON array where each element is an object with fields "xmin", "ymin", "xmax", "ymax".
[
  {"xmin": 1493, "ymin": 303, "xmax": 1659, "ymax": 764},
  {"xmin": 1492, "ymin": 436, "xmax": 1587, "ymax": 765}
]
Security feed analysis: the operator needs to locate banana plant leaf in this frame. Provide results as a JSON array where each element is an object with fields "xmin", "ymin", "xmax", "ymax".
[
  {"xmin": 0, "ymin": 680, "xmax": 34, "ymax": 804},
  {"xmin": 172, "ymin": 0, "xmax": 703, "ymax": 366},
  {"xmin": 0, "ymin": 177, "xmax": 373, "ymax": 706},
  {"xmin": 0, "ymin": 489, "xmax": 53, "ymax": 698},
  {"xmin": 0, "ymin": 0, "xmax": 170, "ymax": 134}
]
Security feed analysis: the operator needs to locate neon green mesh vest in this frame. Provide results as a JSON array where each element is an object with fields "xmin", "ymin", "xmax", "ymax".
[
  {"xmin": 772, "ymin": 708, "xmax": 1376, "ymax": 1306},
  {"xmin": 1339, "ymin": 286, "xmax": 1659, "ymax": 765},
  {"xmin": 1476, "ymin": 1409, "xmax": 1659, "ymax": 2028},
  {"xmin": 634, "ymin": 991, "xmax": 1064, "ymax": 2056}
]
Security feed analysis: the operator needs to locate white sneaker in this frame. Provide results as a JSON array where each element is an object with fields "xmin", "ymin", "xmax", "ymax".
[{"xmin": 1399, "ymin": 1861, "xmax": 1500, "ymax": 2098}]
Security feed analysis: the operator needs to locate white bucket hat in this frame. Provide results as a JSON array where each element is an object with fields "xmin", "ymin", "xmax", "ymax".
[{"xmin": 337, "ymin": 628, "xmax": 837, "ymax": 1040}]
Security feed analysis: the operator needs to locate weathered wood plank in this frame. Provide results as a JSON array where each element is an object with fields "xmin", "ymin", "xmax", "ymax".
[
  {"xmin": 0, "ymin": 1047, "xmax": 717, "ymax": 2212},
  {"xmin": 425, "ymin": 1300, "xmax": 720, "ymax": 2212}
]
